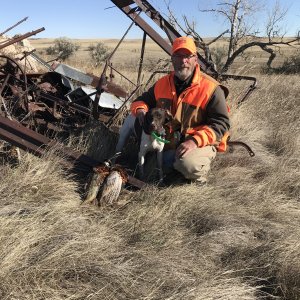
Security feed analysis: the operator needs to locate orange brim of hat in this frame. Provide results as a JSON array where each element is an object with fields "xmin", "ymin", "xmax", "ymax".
[{"xmin": 172, "ymin": 37, "xmax": 197, "ymax": 54}]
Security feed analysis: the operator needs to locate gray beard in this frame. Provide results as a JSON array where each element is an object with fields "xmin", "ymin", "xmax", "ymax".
[{"xmin": 174, "ymin": 68, "xmax": 193, "ymax": 81}]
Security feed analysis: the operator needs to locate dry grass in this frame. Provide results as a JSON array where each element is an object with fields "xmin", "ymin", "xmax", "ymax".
[
  {"xmin": 29, "ymin": 37, "xmax": 298, "ymax": 75},
  {"xmin": 0, "ymin": 37, "xmax": 299, "ymax": 299},
  {"xmin": 30, "ymin": 38, "xmax": 169, "ymax": 85}
]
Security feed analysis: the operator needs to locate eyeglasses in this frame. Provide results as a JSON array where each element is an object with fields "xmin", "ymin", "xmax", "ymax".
[{"xmin": 172, "ymin": 54, "xmax": 196, "ymax": 60}]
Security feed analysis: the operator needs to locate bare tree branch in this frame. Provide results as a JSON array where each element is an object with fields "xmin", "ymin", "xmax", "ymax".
[
  {"xmin": 164, "ymin": 1, "xmax": 224, "ymax": 65},
  {"xmin": 266, "ymin": 0, "xmax": 288, "ymax": 42},
  {"xmin": 164, "ymin": 0, "xmax": 300, "ymax": 73},
  {"xmin": 207, "ymin": 30, "xmax": 230, "ymax": 46},
  {"xmin": 197, "ymin": 0, "xmax": 300, "ymax": 73},
  {"xmin": 260, "ymin": 45, "xmax": 276, "ymax": 68},
  {"xmin": 222, "ymin": 37, "xmax": 300, "ymax": 72}
]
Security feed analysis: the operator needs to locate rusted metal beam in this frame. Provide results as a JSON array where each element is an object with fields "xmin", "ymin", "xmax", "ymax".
[
  {"xmin": 0, "ymin": 115, "xmax": 145, "ymax": 188},
  {"xmin": 220, "ymin": 74, "xmax": 257, "ymax": 105},
  {"xmin": 107, "ymin": 63, "xmax": 137, "ymax": 87},
  {"xmin": 137, "ymin": 31, "xmax": 146, "ymax": 86},
  {"xmin": 111, "ymin": 0, "xmax": 172, "ymax": 54},
  {"xmin": 0, "ymin": 74, "xmax": 10, "ymax": 96},
  {"xmin": 131, "ymin": 0, "xmax": 180, "ymax": 43},
  {"xmin": 39, "ymin": 91, "xmax": 92, "ymax": 117},
  {"xmin": 111, "ymin": 0, "xmax": 215, "ymax": 73},
  {"xmin": 0, "ymin": 27, "xmax": 45, "ymax": 50},
  {"xmin": 115, "ymin": 0, "xmax": 134, "ymax": 8}
]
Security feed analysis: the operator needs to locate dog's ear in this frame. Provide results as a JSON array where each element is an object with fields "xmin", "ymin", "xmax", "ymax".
[{"xmin": 165, "ymin": 109, "xmax": 173, "ymax": 122}]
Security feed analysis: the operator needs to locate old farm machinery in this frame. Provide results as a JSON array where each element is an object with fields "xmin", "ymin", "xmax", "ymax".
[{"xmin": 0, "ymin": 0, "xmax": 256, "ymax": 202}]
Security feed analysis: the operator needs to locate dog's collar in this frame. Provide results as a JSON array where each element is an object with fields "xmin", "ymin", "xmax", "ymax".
[{"xmin": 151, "ymin": 132, "xmax": 170, "ymax": 144}]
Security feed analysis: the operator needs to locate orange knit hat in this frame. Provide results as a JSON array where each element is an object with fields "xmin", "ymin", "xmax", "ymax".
[{"xmin": 172, "ymin": 36, "xmax": 197, "ymax": 54}]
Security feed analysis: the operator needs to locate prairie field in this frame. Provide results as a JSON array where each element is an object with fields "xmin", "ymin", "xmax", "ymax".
[
  {"xmin": 29, "ymin": 37, "xmax": 298, "ymax": 74},
  {"xmin": 0, "ymin": 37, "xmax": 299, "ymax": 299},
  {"xmin": 30, "ymin": 38, "xmax": 169, "ymax": 75}
]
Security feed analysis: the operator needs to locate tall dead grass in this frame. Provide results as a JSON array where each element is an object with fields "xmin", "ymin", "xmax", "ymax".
[{"xmin": 0, "ymin": 73, "xmax": 299, "ymax": 299}]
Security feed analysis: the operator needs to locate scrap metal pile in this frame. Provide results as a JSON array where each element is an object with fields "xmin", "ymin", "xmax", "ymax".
[
  {"xmin": 0, "ymin": 36, "xmax": 128, "ymax": 137},
  {"xmin": 0, "ymin": 20, "xmax": 144, "ymax": 192},
  {"xmin": 0, "ymin": 0, "xmax": 256, "ymax": 194}
]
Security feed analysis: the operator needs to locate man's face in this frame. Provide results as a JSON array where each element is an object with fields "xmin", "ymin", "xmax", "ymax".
[{"xmin": 171, "ymin": 48, "xmax": 197, "ymax": 81}]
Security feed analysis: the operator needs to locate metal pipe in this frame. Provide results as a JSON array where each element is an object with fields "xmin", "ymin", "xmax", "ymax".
[
  {"xmin": 0, "ymin": 17, "xmax": 28, "ymax": 36},
  {"xmin": 92, "ymin": 11, "xmax": 142, "ymax": 119},
  {"xmin": 108, "ymin": 64, "xmax": 137, "ymax": 86},
  {"xmin": 106, "ymin": 9, "xmax": 142, "ymax": 61},
  {"xmin": 0, "ymin": 27, "xmax": 45, "ymax": 50},
  {"xmin": 137, "ymin": 31, "xmax": 146, "ymax": 86}
]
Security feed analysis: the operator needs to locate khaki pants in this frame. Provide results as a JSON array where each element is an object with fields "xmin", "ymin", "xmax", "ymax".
[{"xmin": 173, "ymin": 146, "xmax": 217, "ymax": 183}]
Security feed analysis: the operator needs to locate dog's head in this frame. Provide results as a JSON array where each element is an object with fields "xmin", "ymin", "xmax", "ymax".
[{"xmin": 144, "ymin": 108, "xmax": 172, "ymax": 136}]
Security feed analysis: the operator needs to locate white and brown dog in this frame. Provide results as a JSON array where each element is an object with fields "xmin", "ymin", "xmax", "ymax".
[{"xmin": 115, "ymin": 108, "xmax": 172, "ymax": 182}]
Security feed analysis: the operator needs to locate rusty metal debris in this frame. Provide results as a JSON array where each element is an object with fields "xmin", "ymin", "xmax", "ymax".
[
  {"xmin": 0, "ymin": 28, "xmax": 45, "ymax": 51},
  {"xmin": 228, "ymin": 141, "xmax": 255, "ymax": 157},
  {"xmin": 0, "ymin": 3, "xmax": 255, "ymax": 193},
  {"xmin": 0, "ymin": 115, "xmax": 145, "ymax": 188},
  {"xmin": 0, "ymin": 54, "xmax": 129, "ymax": 135},
  {"xmin": 0, "ymin": 22, "xmax": 143, "ymax": 190},
  {"xmin": 0, "ymin": 17, "xmax": 29, "ymax": 36}
]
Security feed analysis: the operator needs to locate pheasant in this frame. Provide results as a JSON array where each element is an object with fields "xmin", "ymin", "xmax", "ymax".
[{"xmin": 83, "ymin": 163, "xmax": 128, "ymax": 207}]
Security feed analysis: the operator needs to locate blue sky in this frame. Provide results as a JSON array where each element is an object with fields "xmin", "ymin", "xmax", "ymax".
[{"xmin": 0, "ymin": 0, "xmax": 299, "ymax": 39}]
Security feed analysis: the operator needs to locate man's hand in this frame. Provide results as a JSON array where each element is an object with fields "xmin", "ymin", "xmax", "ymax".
[
  {"xmin": 175, "ymin": 139, "xmax": 197, "ymax": 158},
  {"xmin": 136, "ymin": 109, "xmax": 146, "ymax": 125}
]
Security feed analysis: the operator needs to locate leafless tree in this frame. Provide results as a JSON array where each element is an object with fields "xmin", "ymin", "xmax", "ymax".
[
  {"xmin": 165, "ymin": 0, "xmax": 300, "ymax": 73},
  {"xmin": 165, "ymin": 0, "xmax": 228, "ymax": 68}
]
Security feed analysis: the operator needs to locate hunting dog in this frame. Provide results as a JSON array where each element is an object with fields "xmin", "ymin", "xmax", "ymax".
[{"xmin": 115, "ymin": 108, "xmax": 172, "ymax": 182}]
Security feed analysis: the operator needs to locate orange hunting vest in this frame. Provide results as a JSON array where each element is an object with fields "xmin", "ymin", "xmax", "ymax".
[{"xmin": 153, "ymin": 65, "xmax": 228, "ymax": 151}]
